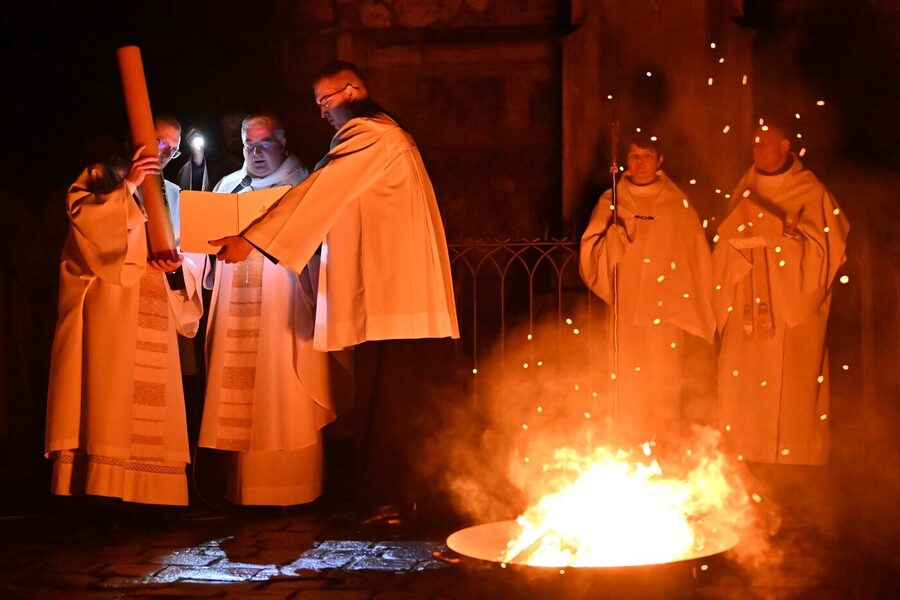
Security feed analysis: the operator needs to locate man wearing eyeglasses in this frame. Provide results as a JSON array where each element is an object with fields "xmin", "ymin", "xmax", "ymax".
[
  {"xmin": 198, "ymin": 113, "xmax": 339, "ymax": 508},
  {"xmin": 45, "ymin": 132, "xmax": 204, "ymax": 506},
  {"xmin": 210, "ymin": 62, "xmax": 459, "ymax": 522},
  {"xmin": 153, "ymin": 114, "xmax": 185, "ymax": 243}
]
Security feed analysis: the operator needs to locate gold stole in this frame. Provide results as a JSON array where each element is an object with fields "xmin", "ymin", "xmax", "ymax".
[
  {"xmin": 740, "ymin": 247, "xmax": 775, "ymax": 339},
  {"xmin": 214, "ymin": 251, "xmax": 264, "ymax": 450},
  {"xmin": 131, "ymin": 270, "xmax": 172, "ymax": 462}
]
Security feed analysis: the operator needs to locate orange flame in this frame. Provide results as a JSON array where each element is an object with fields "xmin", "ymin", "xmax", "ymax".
[{"xmin": 502, "ymin": 432, "xmax": 744, "ymax": 567}]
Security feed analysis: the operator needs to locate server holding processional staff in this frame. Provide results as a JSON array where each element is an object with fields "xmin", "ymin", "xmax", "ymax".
[{"xmin": 43, "ymin": 46, "xmax": 203, "ymax": 506}]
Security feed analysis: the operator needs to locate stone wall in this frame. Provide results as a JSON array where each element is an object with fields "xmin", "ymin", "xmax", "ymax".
[{"xmin": 276, "ymin": 0, "xmax": 565, "ymax": 239}]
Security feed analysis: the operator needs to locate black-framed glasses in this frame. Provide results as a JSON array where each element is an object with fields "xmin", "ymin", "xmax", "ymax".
[
  {"xmin": 316, "ymin": 83, "xmax": 359, "ymax": 109},
  {"xmin": 243, "ymin": 139, "xmax": 279, "ymax": 153},
  {"xmin": 157, "ymin": 139, "xmax": 181, "ymax": 159}
]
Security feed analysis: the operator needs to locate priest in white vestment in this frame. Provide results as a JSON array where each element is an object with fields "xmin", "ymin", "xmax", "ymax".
[
  {"xmin": 581, "ymin": 135, "xmax": 716, "ymax": 444},
  {"xmin": 45, "ymin": 129, "xmax": 203, "ymax": 506},
  {"xmin": 197, "ymin": 113, "xmax": 338, "ymax": 506},
  {"xmin": 211, "ymin": 63, "xmax": 459, "ymax": 516},
  {"xmin": 714, "ymin": 122, "xmax": 848, "ymax": 465}
]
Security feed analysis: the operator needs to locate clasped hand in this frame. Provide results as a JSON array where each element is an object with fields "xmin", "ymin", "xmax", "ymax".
[
  {"xmin": 124, "ymin": 145, "xmax": 161, "ymax": 188},
  {"xmin": 148, "ymin": 253, "xmax": 184, "ymax": 273}
]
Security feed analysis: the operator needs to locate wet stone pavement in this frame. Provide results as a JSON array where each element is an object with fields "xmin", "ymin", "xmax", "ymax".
[{"xmin": 0, "ymin": 500, "xmax": 897, "ymax": 600}]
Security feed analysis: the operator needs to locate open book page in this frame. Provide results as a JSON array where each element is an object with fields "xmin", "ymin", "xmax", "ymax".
[
  {"xmin": 237, "ymin": 186, "xmax": 291, "ymax": 230},
  {"xmin": 179, "ymin": 186, "xmax": 290, "ymax": 253}
]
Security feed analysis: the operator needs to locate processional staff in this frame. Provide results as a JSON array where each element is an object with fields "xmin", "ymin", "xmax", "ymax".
[{"xmin": 609, "ymin": 117, "xmax": 620, "ymax": 420}]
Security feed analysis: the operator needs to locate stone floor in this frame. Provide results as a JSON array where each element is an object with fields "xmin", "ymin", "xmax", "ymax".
[{"xmin": 0, "ymin": 490, "xmax": 898, "ymax": 600}]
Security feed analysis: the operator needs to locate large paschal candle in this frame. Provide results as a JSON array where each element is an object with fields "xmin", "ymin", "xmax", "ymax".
[{"xmin": 117, "ymin": 45, "xmax": 178, "ymax": 261}]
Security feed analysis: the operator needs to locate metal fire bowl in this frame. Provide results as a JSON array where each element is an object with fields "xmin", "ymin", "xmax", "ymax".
[{"xmin": 447, "ymin": 520, "xmax": 739, "ymax": 569}]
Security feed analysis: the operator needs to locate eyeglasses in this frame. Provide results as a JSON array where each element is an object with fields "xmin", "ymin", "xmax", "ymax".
[
  {"xmin": 316, "ymin": 83, "xmax": 359, "ymax": 109},
  {"xmin": 156, "ymin": 139, "xmax": 181, "ymax": 159},
  {"xmin": 243, "ymin": 139, "xmax": 280, "ymax": 152}
]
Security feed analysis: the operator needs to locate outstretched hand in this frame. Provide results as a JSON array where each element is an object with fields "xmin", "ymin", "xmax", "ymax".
[{"xmin": 210, "ymin": 235, "xmax": 253, "ymax": 263}]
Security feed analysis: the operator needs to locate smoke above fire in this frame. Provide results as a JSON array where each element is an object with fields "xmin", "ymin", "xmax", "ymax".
[{"xmin": 425, "ymin": 311, "xmax": 778, "ymax": 570}]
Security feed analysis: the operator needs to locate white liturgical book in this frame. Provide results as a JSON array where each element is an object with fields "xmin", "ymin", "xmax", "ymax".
[{"xmin": 179, "ymin": 186, "xmax": 290, "ymax": 254}]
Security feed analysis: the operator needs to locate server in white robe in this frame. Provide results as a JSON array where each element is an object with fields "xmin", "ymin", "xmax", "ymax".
[
  {"xmin": 714, "ymin": 121, "xmax": 848, "ymax": 465},
  {"xmin": 580, "ymin": 135, "xmax": 716, "ymax": 444},
  {"xmin": 45, "ymin": 135, "xmax": 202, "ymax": 506},
  {"xmin": 211, "ymin": 63, "xmax": 459, "ymax": 515},
  {"xmin": 198, "ymin": 113, "xmax": 337, "ymax": 506}
]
